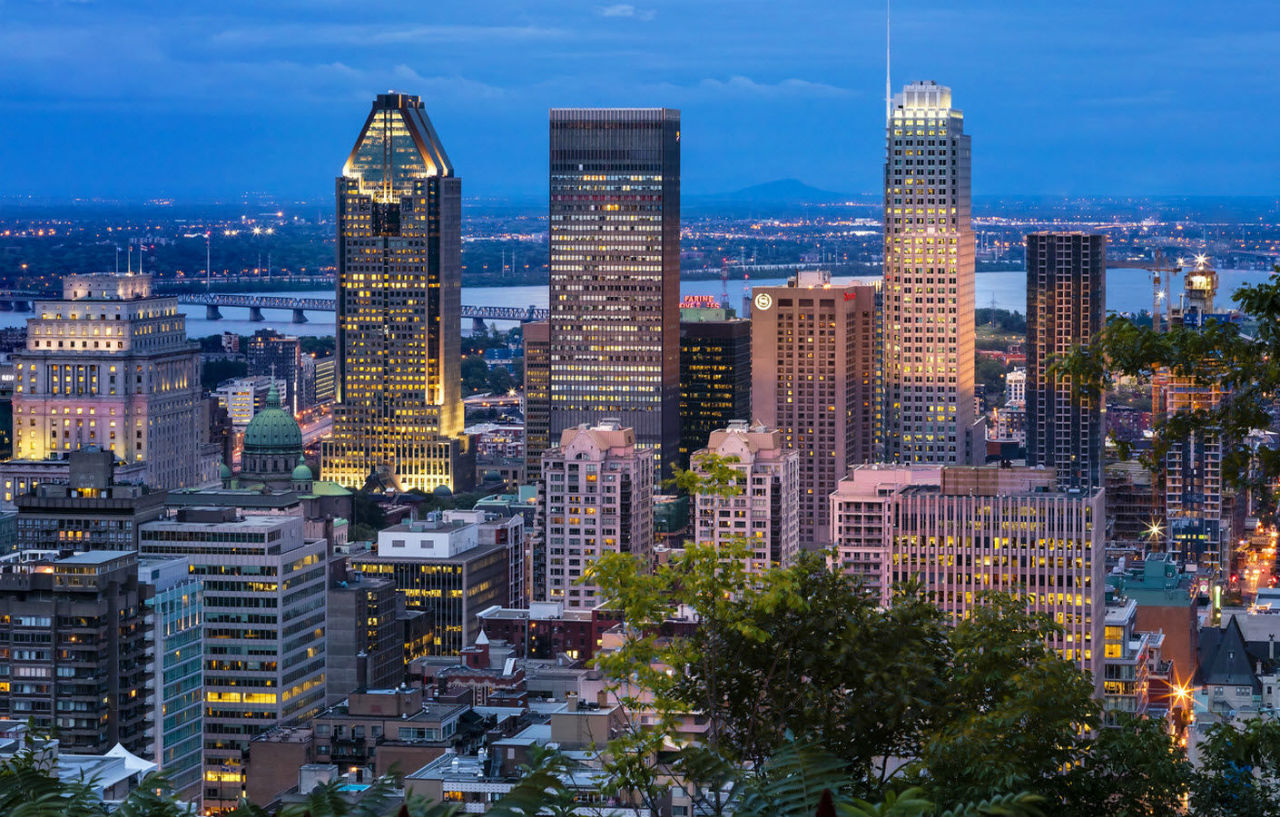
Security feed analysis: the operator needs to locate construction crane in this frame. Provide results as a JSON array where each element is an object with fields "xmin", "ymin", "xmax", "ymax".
[{"xmin": 1109, "ymin": 250, "xmax": 1181, "ymax": 332}]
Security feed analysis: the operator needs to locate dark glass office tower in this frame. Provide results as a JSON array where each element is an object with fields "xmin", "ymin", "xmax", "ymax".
[
  {"xmin": 323, "ymin": 93, "xmax": 470, "ymax": 493},
  {"xmin": 678, "ymin": 308, "xmax": 751, "ymax": 470},
  {"xmin": 548, "ymin": 108, "xmax": 681, "ymax": 479},
  {"xmin": 1025, "ymin": 232, "xmax": 1106, "ymax": 491}
]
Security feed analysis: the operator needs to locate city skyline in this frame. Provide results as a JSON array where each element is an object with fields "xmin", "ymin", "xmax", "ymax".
[{"xmin": 1, "ymin": 1, "xmax": 1277, "ymax": 200}]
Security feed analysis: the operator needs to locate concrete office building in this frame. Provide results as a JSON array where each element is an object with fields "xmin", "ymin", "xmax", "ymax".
[
  {"xmin": 324, "ymin": 93, "xmax": 470, "ymax": 493},
  {"xmin": 886, "ymin": 466, "xmax": 1104, "ymax": 681},
  {"xmin": 541, "ymin": 421, "xmax": 653, "ymax": 607},
  {"xmin": 139, "ymin": 509, "xmax": 327, "ymax": 812},
  {"xmin": 326, "ymin": 569, "xmax": 404, "ymax": 703},
  {"xmin": 679, "ymin": 304, "xmax": 752, "ymax": 470},
  {"xmin": 15, "ymin": 448, "xmax": 165, "ymax": 552},
  {"xmin": 1025, "ymin": 232, "xmax": 1106, "ymax": 491},
  {"xmin": 350, "ymin": 515, "xmax": 512, "ymax": 657},
  {"xmin": 691, "ymin": 421, "xmax": 799, "ymax": 573},
  {"xmin": 138, "ymin": 557, "xmax": 204, "ymax": 805},
  {"xmin": 0, "ymin": 551, "xmax": 148, "ymax": 754},
  {"xmin": 547, "ymin": 108, "xmax": 681, "ymax": 478},
  {"xmin": 214, "ymin": 375, "xmax": 286, "ymax": 430},
  {"xmin": 2, "ymin": 273, "xmax": 207, "ymax": 503},
  {"xmin": 750, "ymin": 270, "xmax": 878, "ymax": 550},
  {"xmin": 882, "ymin": 82, "xmax": 981, "ymax": 464}
]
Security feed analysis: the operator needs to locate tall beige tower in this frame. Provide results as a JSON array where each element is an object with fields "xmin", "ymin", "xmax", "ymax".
[
  {"xmin": 750, "ymin": 271, "xmax": 879, "ymax": 550},
  {"xmin": 882, "ymin": 81, "xmax": 980, "ymax": 464},
  {"xmin": 323, "ymin": 93, "xmax": 470, "ymax": 493}
]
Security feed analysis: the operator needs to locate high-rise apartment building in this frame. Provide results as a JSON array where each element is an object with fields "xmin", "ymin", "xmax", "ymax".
[
  {"xmin": 139, "ymin": 509, "xmax": 327, "ymax": 812},
  {"xmin": 522, "ymin": 320, "xmax": 551, "ymax": 483},
  {"xmin": 246, "ymin": 329, "xmax": 302, "ymax": 414},
  {"xmin": 540, "ymin": 422, "xmax": 654, "ymax": 607},
  {"xmin": 829, "ymin": 464, "xmax": 943, "ymax": 598},
  {"xmin": 1158, "ymin": 256, "xmax": 1226, "ymax": 570},
  {"xmin": 679, "ymin": 304, "xmax": 752, "ymax": 470},
  {"xmin": 750, "ymin": 271, "xmax": 878, "ymax": 550},
  {"xmin": 884, "ymin": 466, "xmax": 1104, "ymax": 681},
  {"xmin": 882, "ymin": 81, "xmax": 980, "ymax": 465},
  {"xmin": 547, "ymin": 108, "xmax": 681, "ymax": 479},
  {"xmin": 138, "ymin": 557, "xmax": 203, "ymax": 805},
  {"xmin": 0, "ymin": 551, "xmax": 149, "ymax": 754},
  {"xmin": 1025, "ymin": 232, "xmax": 1106, "ymax": 491},
  {"xmin": 324, "ymin": 93, "xmax": 470, "ymax": 493},
  {"xmin": 691, "ymin": 421, "xmax": 799, "ymax": 573},
  {"xmin": 2, "ymin": 273, "xmax": 207, "ymax": 504}
]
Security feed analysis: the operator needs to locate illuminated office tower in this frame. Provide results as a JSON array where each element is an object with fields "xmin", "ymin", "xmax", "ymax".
[
  {"xmin": 548, "ymin": 108, "xmax": 681, "ymax": 479},
  {"xmin": 1025, "ymin": 232, "xmax": 1106, "ymax": 491},
  {"xmin": 140, "ymin": 509, "xmax": 326, "ymax": 813},
  {"xmin": 750, "ymin": 271, "xmax": 878, "ymax": 550},
  {"xmin": 882, "ymin": 81, "xmax": 980, "ymax": 464},
  {"xmin": 679, "ymin": 300, "xmax": 752, "ymax": 470},
  {"xmin": 1, "ymin": 273, "xmax": 208, "ymax": 505},
  {"xmin": 522, "ymin": 320, "xmax": 551, "ymax": 482},
  {"xmin": 323, "ymin": 93, "xmax": 470, "ymax": 493},
  {"xmin": 885, "ymin": 466, "xmax": 1104, "ymax": 683}
]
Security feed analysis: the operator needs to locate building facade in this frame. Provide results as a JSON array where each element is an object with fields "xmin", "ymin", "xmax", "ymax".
[
  {"xmin": 0, "ymin": 551, "xmax": 149, "ymax": 754},
  {"xmin": 547, "ymin": 108, "xmax": 681, "ymax": 479},
  {"xmin": 829, "ymin": 464, "xmax": 944, "ymax": 599},
  {"xmin": 138, "ymin": 557, "xmax": 204, "ymax": 805},
  {"xmin": 541, "ymin": 422, "xmax": 653, "ymax": 607},
  {"xmin": 882, "ymin": 81, "xmax": 980, "ymax": 465},
  {"xmin": 246, "ymin": 330, "xmax": 302, "ymax": 414},
  {"xmin": 350, "ymin": 517, "xmax": 512, "ymax": 657},
  {"xmin": 324, "ymin": 93, "xmax": 469, "ymax": 494},
  {"xmin": 214, "ymin": 376, "xmax": 286, "ymax": 430},
  {"xmin": 15, "ymin": 448, "xmax": 165, "ymax": 552},
  {"xmin": 679, "ymin": 307, "xmax": 752, "ymax": 471},
  {"xmin": 750, "ymin": 271, "xmax": 878, "ymax": 550},
  {"xmin": 139, "ymin": 509, "xmax": 327, "ymax": 812},
  {"xmin": 691, "ymin": 421, "xmax": 799, "ymax": 573},
  {"xmin": 4, "ymin": 273, "xmax": 206, "ymax": 500},
  {"xmin": 1025, "ymin": 232, "xmax": 1106, "ymax": 491},
  {"xmin": 522, "ymin": 320, "xmax": 551, "ymax": 483},
  {"xmin": 886, "ymin": 466, "xmax": 1104, "ymax": 681}
]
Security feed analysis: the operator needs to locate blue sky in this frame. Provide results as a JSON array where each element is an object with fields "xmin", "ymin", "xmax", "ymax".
[{"xmin": 0, "ymin": 0, "xmax": 1276, "ymax": 200}]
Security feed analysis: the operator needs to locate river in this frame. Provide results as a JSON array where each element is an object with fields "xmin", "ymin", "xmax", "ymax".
[{"xmin": 1, "ymin": 268, "xmax": 1272, "ymax": 338}]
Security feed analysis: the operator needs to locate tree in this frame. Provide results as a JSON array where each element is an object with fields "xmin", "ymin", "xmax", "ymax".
[
  {"xmin": 1054, "ymin": 714, "xmax": 1190, "ymax": 817},
  {"xmin": 1189, "ymin": 718, "xmax": 1280, "ymax": 817},
  {"xmin": 460, "ymin": 355, "xmax": 489, "ymax": 394},
  {"xmin": 1057, "ymin": 266, "xmax": 1280, "ymax": 515},
  {"xmin": 486, "ymin": 366, "xmax": 514, "ymax": 395}
]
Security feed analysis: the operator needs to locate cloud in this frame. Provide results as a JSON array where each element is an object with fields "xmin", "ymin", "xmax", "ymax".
[
  {"xmin": 208, "ymin": 23, "xmax": 567, "ymax": 49},
  {"xmin": 598, "ymin": 4, "xmax": 655, "ymax": 21}
]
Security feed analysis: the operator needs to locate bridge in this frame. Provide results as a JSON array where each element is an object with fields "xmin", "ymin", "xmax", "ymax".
[{"xmin": 175, "ymin": 293, "xmax": 549, "ymax": 330}]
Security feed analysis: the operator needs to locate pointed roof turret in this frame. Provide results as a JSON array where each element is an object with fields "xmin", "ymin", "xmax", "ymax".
[{"xmin": 343, "ymin": 93, "xmax": 454, "ymax": 201}]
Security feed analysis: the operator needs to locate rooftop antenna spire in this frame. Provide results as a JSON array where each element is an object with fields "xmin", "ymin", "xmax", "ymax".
[{"xmin": 885, "ymin": 0, "xmax": 892, "ymax": 122}]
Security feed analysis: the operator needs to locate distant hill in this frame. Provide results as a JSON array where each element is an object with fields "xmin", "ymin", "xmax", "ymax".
[{"xmin": 690, "ymin": 178, "xmax": 854, "ymax": 206}]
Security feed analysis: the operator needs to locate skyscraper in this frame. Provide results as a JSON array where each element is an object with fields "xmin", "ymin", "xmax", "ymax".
[
  {"xmin": 1, "ymin": 272, "xmax": 210, "ymax": 505},
  {"xmin": 547, "ymin": 108, "xmax": 681, "ymax": 479},
  {"xmin": 246, "ymin": 329, "xmax": 302, "ymax": 414},
  {"xmin": 323, "ymin": 93, "xmax": 470, "ymax": 493},
  {"xmin": 882, "ymin": 81, "xmax": 980, "ymax": 465},
  {"xmin": 678, "ymin": 301, "xmax": 752, "ymax": 470},
  {"xmin": 750, "ymin": 271, "xmax": 878, "ymax": 550},
  {"xmin": 540, "ymin": 421, "xmax": 654, "ymax": 607},
  {"xmin": 522, "ymin": 320, "xmax": 551, "ymax": 482},
  {"xmin": 1025, "ymin": 232, "xmax": 1106, "ymax": 491}
]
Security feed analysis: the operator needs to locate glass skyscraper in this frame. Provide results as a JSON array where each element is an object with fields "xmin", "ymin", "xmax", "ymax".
[
  {"xmin": 546, "ymin": 108, "xmax": 681, "ymax": 479},
  {"xmin": 882, "ymin": 82, "xmax": 980, "ymax": 464},
  {"xmin": 323, "ymin": 93, "xmax": 470, "ymax": 493}
]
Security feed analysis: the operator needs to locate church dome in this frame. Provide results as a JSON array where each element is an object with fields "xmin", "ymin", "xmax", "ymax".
[
  {"xmin": 292, "ymin": 456, "xmax": 314, "ymax": 482},
  {"xmin": 243, "ymin": 384, "xmax": 302, "ymax": 453},
  {"xmin": 219, "ymin": 460, "xmax": 233, "ymax": 480}
]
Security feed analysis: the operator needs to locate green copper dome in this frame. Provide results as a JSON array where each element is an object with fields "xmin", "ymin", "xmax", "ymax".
[
  {"xmin": 219, "ymin": 460, "xmax": 233, "ymax": 480},
  {"xmin": 292, "ymin": 456, "xmax": 314, "ymax": 482},
  {"xmin": 243, "ymin": 384, "xmax": 302, "ymax": 453}
]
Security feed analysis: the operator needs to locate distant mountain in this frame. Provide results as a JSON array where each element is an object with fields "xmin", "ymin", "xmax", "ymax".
[{"xmin": 690, "ymin": 178, "xmax": 856, "ymax": 205}]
